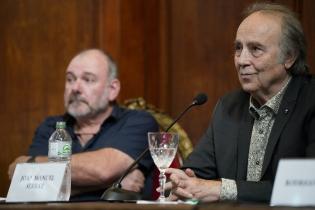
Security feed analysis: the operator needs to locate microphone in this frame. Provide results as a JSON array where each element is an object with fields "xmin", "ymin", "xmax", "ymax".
[
  {"xmin": 101, "ymin": 93, "xmax": 208, "ymax": 201},
  {"xmin": 165, "ymin": 93, "xmax": 208, "ymax": 132}
]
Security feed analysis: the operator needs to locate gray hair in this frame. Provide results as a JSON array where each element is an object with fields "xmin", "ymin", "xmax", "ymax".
[
  {"xmin": 77, "ymin": 49, "xmax": 118, "ymax": 81},
  {"xmin": 243, "ymin": 2, "xmax": 309, "ymax": 75},
  {"xmin": 104, "ymin": 52, "xmax": 118, "ymax": 81}
]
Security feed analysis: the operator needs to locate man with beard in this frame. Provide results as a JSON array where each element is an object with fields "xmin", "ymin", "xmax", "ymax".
[{"xmin": 8, "ymin": 49, "xmax": 159, "ymax": 200}]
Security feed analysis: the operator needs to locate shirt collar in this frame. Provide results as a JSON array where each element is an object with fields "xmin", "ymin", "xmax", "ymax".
[
  {"xmin": 249, "ymin": 76, "xmax": 292, "ymax": 119},
  {"xmin": 108, "ymin": 103, "xmax": 124, "ymax": 122}
]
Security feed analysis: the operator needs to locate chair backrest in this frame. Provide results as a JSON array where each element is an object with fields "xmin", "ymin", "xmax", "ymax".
[{"xmin": 123, "ymin": 97, "xmax": 194, "ymax": 161}]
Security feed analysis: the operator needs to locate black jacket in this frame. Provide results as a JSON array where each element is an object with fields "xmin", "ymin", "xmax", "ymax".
[{"xmin": 183, "ymin": 75, "xmax": 315, "ymax": 202}]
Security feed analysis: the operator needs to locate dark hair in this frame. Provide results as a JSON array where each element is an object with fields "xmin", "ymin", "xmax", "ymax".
[{"xmin": 243, "ymin": 2, "xmax": 309, "ymax": 75}]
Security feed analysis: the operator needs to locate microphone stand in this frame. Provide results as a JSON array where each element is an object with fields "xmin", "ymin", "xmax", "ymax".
[
  {"xmin": 100, "ymin": 148, "xmax": 149, "ymax": 201},
  {"xmin": 101, "ymin": 94, "xmax": 207, "ymax": 201}
]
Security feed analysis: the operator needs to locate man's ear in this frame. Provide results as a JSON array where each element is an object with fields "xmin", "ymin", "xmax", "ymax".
[
  {"xmin": 284, "ymin": 51, "xmax": 297, "ymax": 70},
  {"xmin": 108, "ymin": 79, "xmax": 121, "ymax": 101}
]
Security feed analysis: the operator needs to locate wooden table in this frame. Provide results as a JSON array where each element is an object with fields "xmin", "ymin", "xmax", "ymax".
[{"xmin": 0, "ymin": 201, "xmax": 314, "ymax": 210}]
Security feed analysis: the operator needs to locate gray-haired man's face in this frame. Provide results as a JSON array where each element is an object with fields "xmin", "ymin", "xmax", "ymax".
[
  {"xmin": 234, "ymin": 12, "xmax": 291, "ymax": 103},
  {"xmin": 64, "ymin": 52, "xmax": 111, "ymax": 118}
]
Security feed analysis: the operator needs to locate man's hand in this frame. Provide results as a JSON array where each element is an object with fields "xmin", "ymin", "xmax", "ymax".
[
  {"xmin": 8, "ymin": 156, "xmax": 31, "ymax": 179},
  {"xmin": 121, "ymin": 169, "xmax": 145, "ymax": 192},
  {"xmin": 164, "ymin": 168, "xmax": 222, "ymax": 202}
]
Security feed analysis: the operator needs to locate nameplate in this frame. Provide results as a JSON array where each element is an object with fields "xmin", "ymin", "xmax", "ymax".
[
  {"xmin": 271, "ymin": 159, "xmax": 315, "ymax": 206},
  {"xmin": 6, "ymin": 162, "xmax": 70, "ymax": 202}
]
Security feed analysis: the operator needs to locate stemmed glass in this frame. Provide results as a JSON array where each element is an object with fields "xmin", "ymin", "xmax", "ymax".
[{"xmin": 148, "ymin": 132, "xmax": 179, "ymax": 202}]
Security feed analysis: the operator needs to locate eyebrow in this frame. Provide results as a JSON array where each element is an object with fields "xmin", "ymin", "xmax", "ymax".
[
  {"xmin": 82, "ymin": 72, "xmax": 97, "ymax": 77},
  {"xmin": 234, "ymin": 40, "xmax": 264, "ymax": 47},
  {"xmin": 247, "ymin": 41, "xmax": 264, "ymax": 46},
  {"xmin": 66, "ymin": 72, "xmax": 75, "ymax": 77},
  {"xmin": 66, "ymin": 71, "xmax": 97, "ymax": 77}
]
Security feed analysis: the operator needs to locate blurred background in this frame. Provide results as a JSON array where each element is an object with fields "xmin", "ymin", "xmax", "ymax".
[{"xmin": 0, "ymin": 0, "xmax": 314, "ymax": 196}]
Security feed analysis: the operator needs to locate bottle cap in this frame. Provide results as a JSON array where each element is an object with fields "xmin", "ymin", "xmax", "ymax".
[{"xmin": 56, "ymin": 121, "xmax": 66, "ymax": 129}]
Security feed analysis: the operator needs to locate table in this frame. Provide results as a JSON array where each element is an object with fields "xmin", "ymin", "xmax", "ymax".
[{"xmin": 0, "ymin": 201, "xmax": 314, "ymax": 210}]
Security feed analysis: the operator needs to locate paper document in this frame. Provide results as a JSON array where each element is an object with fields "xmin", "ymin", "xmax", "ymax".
[{"xmin": 137, "ymin": 199, "xmax": 198, "ymax": 205}]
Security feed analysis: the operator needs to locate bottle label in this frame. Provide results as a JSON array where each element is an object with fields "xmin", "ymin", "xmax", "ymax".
[{"xmin": 49, "ymin": 142, "xmax": 71, "ymax": 158}]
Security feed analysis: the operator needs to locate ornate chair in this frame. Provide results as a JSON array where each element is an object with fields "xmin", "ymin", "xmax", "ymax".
[
  {"xmin": 123, "ymin": 97, "xmax": 194, "ymax": 161},
  {"xmin": 123, "ymin": 97, "xmax": 194, "ymax": 199}
]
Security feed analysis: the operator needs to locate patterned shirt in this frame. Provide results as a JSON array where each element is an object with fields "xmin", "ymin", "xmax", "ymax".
[{"xmin": 220, "ymin": 77, "xmax": 291, "ymax": 200}]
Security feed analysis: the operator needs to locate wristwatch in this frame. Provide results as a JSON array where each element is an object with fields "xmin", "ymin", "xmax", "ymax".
[{"xmin": 27, "ymin": 156, "xmax": 36, "ymax": 163}]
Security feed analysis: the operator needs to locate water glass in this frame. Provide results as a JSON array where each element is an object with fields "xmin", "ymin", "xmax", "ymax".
[{"xmin": 148, "ymin": 132, "xmax": 179, "ymax": 202}]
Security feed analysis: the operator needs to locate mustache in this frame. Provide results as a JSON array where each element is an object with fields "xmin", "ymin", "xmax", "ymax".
[{"xmin": 68, "ymin": 94, "xmax": 88, "ymax": 105}]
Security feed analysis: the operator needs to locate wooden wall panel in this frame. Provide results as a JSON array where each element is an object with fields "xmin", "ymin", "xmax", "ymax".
[
  {"xmin": 167, "ymin": 0, "xmax": 247, "ymax": 145},
  {"xmin": 100, "ymin": 0, "xmax": 166, "ymax": 107},
  {"xmin": 0, "ymin": 0, "xmax": 101, "ymax": 196},
  {"xmin": 0, "ymin": 0, "xmax": 314, "ymax": 197},
  {"xmin": 301, "ymin": 0, "xmax": 315, "ymax": 75}
]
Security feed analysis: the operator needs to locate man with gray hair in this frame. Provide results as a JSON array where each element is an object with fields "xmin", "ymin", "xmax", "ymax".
[
  {"xmin": 8, "ymin": 49, "xmax": 158, "ymax": 200},
  {"xmin": 164, "ymin": 2, "xmax": 315, "ymax": 202}
]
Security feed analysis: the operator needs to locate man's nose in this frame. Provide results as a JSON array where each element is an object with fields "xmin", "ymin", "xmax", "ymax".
[
  {"xmin": 236, "ymin": 48, "xmax": 251, "ymax": 66},
  {"xmin": 71, "ymin": 80, "xmax": 82, "ymax": 93}
]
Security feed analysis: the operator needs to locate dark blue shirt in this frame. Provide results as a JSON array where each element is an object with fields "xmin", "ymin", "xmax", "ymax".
[{"xmin": 28, "ymin": 105, "xmax": 159, "ymax": 200}]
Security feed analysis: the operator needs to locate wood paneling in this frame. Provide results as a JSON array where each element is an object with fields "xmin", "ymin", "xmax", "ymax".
[
  {"xmin": 0, "ymin": 0, "xmax": 101, "ymax": 196},
  {"xmin": 0, "ymin": 0, "xmax": 314, "ymax": 197},
  {"xmin": 99, "ymin": 0, "xmax": 166, "ymax": 107},
  {"xmin": 167, "ymin": 0, "xmax": 244, "ymax": 142},
  {"xmin": 301, "ymin": 0, "xmax": 315, "ymax": 74}
]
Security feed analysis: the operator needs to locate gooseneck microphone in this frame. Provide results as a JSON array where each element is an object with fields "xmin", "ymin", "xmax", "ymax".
[
  {"xmin": 165, "ymin": 93, "xmax": 208, "ymax": 132},
  {"xmin": 101, "ymin": 93, "xmax": 208, "ymax": 201}
]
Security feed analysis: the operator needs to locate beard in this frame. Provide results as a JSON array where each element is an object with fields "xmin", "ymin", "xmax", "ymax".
[{"xmin": 65, "ymin": 90, "xmax": 109, "ymax": 119}]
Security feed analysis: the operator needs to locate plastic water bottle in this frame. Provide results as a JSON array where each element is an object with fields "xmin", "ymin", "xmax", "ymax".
[
  {"xmin": 48, "ymin": 121, "xmax": 72, "ymax": 162},
  {"xmin": 48, "ymin": 121, "xmax": 72, "ymax": 200}
]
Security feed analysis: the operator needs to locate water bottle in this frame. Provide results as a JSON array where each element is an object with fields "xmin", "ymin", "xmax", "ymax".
[
  {"xmin": 48, "ymin": 121, "xmax": 72, "ymax": 162},
  {"xmin": 48, "ymin": 121, "xmax": 72, "ymax": 200}
]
